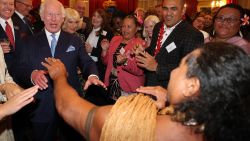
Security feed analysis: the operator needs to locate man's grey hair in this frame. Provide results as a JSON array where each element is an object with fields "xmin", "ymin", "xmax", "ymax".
[{"xmin": 39, "ymin": 0, "xmax": 65, "ymax": 18}]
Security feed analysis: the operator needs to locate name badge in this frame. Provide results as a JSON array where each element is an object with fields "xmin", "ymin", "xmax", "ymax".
[
  {"xmin": 165, "ymin": 42, "xmax": 177, "ymax": 53},
  {"xmin": 119, "ymin": 47, "xmax": 125, "ymax": 55}
]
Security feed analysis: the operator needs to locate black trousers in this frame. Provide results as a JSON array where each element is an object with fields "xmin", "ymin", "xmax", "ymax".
[
  {"xmin": 13, "ymin": 118, "xmax": 58, "ymax": 141},
  {"xmin": 84, "ymin": 85, "xmax": 115, "ymax": 106}
]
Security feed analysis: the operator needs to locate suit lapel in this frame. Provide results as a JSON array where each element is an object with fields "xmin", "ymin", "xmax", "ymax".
[
  {"xmin": 38, "ymin": 31, "xmax": 52, "ymax": 56},
  {"xmin": 0, "ymin": 26, "xmax": 8, "ymax": 39},
  {"xmin": 54, "ymin": 31, "xmax": 70, "ymax": 57},
  {"xmin": 12, "ymin": 13, "xmax": 34, "ymax": 35},
  {"xmin": 161, "ymin": 21, "xmax": 184, "ymax": 51}
]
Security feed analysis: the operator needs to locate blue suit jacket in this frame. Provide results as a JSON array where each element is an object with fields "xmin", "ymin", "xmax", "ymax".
[{"xmin": 14, "ymin": 30, "xmax": 98, "ymax": 122}]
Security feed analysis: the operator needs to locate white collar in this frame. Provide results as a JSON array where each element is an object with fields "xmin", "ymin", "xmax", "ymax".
[
  {"xmin": 45, "ymin": 29, "xmax": 61, "ymax": 40},
  {"xmin": 93, "ymin": 27, "xmax": 101, "ymax": 32},
  {"xmin": 0, "ymin": 17, "xmax": 14, "ymax": 31},
  {"xmin": 0, "ymin": 17, "xmax": 13, "ymax": 25},
  {"xmin": 15, "ymin": 11, "xmax": 25, "ymax": 20},
  {"xmin": 164, "ymin": 20, "xmax": 182, "ymax": 32}
]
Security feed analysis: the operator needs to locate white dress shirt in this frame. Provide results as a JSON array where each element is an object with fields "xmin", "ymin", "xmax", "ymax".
[
  {"xmin": 45, "ymin": 29, "xmax": 60, "ymax": 48},
  {"xmin": 0, "ymin": 17, "xmax": 15, "ymax": 41},
  {"xmin": 161, "ymin": 20, "xmax": 182, "ymax": 47}
]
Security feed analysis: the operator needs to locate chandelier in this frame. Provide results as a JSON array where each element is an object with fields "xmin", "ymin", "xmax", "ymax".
[
  {"xmin": 211, "ymin": 0, "xmax": 227, "ymax": 8},
  {"xmin": 103, "ymin": 0, "xmax": 117, "ymax": 8}
]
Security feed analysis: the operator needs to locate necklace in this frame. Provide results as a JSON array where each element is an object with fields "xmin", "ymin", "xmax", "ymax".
[{"xmin": 154, "ymin": 23, "xmax": 165, "ymax": 56}]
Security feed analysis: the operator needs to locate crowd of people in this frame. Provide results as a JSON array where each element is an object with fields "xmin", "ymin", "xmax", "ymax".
[{"xmin": 0, "ymin": 0, "xmax": 249, "ymax": 141}]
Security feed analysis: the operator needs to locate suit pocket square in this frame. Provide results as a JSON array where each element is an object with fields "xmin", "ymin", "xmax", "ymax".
[{"xmin": 66, "ymin": 45, "xmax": 76, "ymax": 52}]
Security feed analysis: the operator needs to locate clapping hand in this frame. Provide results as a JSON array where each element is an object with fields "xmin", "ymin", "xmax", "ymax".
[
  {"xmin": 116, "ymin": 54, "xmax": 127, "ymax": 65},
  {"xmin": 135, "ymin": 51, "xmax": 158, "ymax": 71},
  {"xmin": 101, "ymin": 39, "xmax": 110, "ymax": 51},
  {"xmin": 85, "ymin": 42, "xmax": 93, "ymax": 54},
  {"xmin": 132, "ymin": 44, "xmax": 145, "ymax": 56}
]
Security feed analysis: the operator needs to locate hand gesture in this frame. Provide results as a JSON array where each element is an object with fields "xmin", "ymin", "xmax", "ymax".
[
  {"xmin": 136, "ymin": 86, "xmax": 167, "ymax": 109},
  {"xmin": 132, "ymin": 44, "xmax": 145, "ymax": 56},
  {"xmin": 31, "ymin": 70, "xmax": 48, "ymax": 90},
  {"xmin": 0, "ymin": 85, "xmax": 39, "ymax": 120},
  {"xmin": 135, "ymin": 51, "xmax": 158, "ymax": 71},
  {"xmin": 101, "ymin": 39, "xmax": 110, "ymax": 52},
  {"xmin": 0, "ymin": 41, "xmax": 11, "ymax": 53},
  {"xmin": 84, "ymin": 75, "xmax": 106, "ymax": 90},
  {"xmin": 85, "ymin": 42, "xmax": 93, "ymax": 54},
  {"xmin": 116, "ymin": 54, "xmax": 127, "ymax": 65}
]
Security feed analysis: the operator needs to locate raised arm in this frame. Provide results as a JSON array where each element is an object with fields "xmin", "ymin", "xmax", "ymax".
[{"xmin": 42, "ymin": 58, "xmax": 111, "ymax": 140}]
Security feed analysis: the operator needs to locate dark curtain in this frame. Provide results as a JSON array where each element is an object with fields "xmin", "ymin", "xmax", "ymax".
[{"xmin": 186, "ymin": 0, "xmax": 198, "ymax": 17}]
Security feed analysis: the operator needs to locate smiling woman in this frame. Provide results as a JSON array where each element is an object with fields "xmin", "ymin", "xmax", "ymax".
[
  {"xmin": 205, "ymin": 3, "xmax": 250, "ymax": 54},
  {"xmin": 101, "ymin": 15, "xmax": 146, "ymax": 100},
  {"xmin": 62, "ymin": 8, "xmax": 82, "ymax": 34}
]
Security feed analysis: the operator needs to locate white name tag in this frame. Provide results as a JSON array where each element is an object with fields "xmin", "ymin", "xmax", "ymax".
[
  {"xmin": 90, "ymin": 55, "xmax": 98, "ymax": 62},
  {"xmin": 165, "ymin": 42, "xmax": 177, "ymax": 53},
  {"xmin": 119, "ymin": 47, "xmax": 125, "ymax": 55}
]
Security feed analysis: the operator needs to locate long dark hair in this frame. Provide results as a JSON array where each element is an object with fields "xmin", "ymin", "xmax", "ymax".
[
  {"xmin": 175, "ymin": 42, "xmax": 250, "ymax": 141},
  {"xmin": 87, "ymin": 9, "xmax": 111, "ymax": 36}
]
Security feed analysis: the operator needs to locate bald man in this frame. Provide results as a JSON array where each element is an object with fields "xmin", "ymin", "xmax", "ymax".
[{"xmin": 135, "ymin": 0, "xmax": 204, "ymax": 87}]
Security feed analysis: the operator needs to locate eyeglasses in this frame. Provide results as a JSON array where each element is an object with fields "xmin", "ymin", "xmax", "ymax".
[
  {"xmin": 16, "ymin": 1, "xmax": 33, "ymax": 8},
  {"xmin": 215, "ymin": 16, "xmax": 240, "ymax": 24}
]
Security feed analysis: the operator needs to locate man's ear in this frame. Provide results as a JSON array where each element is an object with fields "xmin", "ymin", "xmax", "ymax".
[
  {"xmin": 40, "ymin": 14, "xmax": 44, "ymax": 22},
  {"xmin": 183, "ymin": 77, "xmax": 200, "ymax": 97},
  {"xmin": 181, "ymin": 5, "xmax": 186, "ymax": 16}
]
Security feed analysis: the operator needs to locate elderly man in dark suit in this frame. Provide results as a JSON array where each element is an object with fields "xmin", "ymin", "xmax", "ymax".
[
  {"xmin": 12, "ymin": 0, "xmax": 34, "ymax": 38},
  {"xmin": 12, "ymin": 0, "xmax": 106, "ymax": 141},
  {"xmin": 136, "ymin": 0, "xmax": 204, "ymax": 87}
]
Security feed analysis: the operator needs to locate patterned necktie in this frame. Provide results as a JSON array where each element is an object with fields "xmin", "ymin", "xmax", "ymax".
[
  {"xmin": 51, "ymin": 33, "xmax": 57, "ymax": 57},
  {"xmin": 5, "ymin": 21, "xmax": 15, "ymax": 48}
]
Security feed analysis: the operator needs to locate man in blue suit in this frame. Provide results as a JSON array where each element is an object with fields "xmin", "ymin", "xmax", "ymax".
[{"xmin": 12, "ymin": 0, "xmax": 106, "ymax": 141}]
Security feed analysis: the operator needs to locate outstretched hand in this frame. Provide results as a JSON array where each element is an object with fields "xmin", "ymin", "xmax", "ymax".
[
  {"xmin": 41, "ymin": 58, "xmax": 67, "ymax": 81},
  {"xmin": 84, "ymin": 75, "xmax": 107, "ymax": 91},
  {"xmin": 0, "ymin": 85, "xmax": 39, "ymax": 120},
  {"xmin": 136, "ymin": 86, "xmax": 167, "ymax": 109}
]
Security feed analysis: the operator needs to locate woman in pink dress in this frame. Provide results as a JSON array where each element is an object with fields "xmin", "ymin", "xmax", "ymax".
[{"xmin": 101, "ymin": 15, "xmax": 145, "ymax": 100}]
